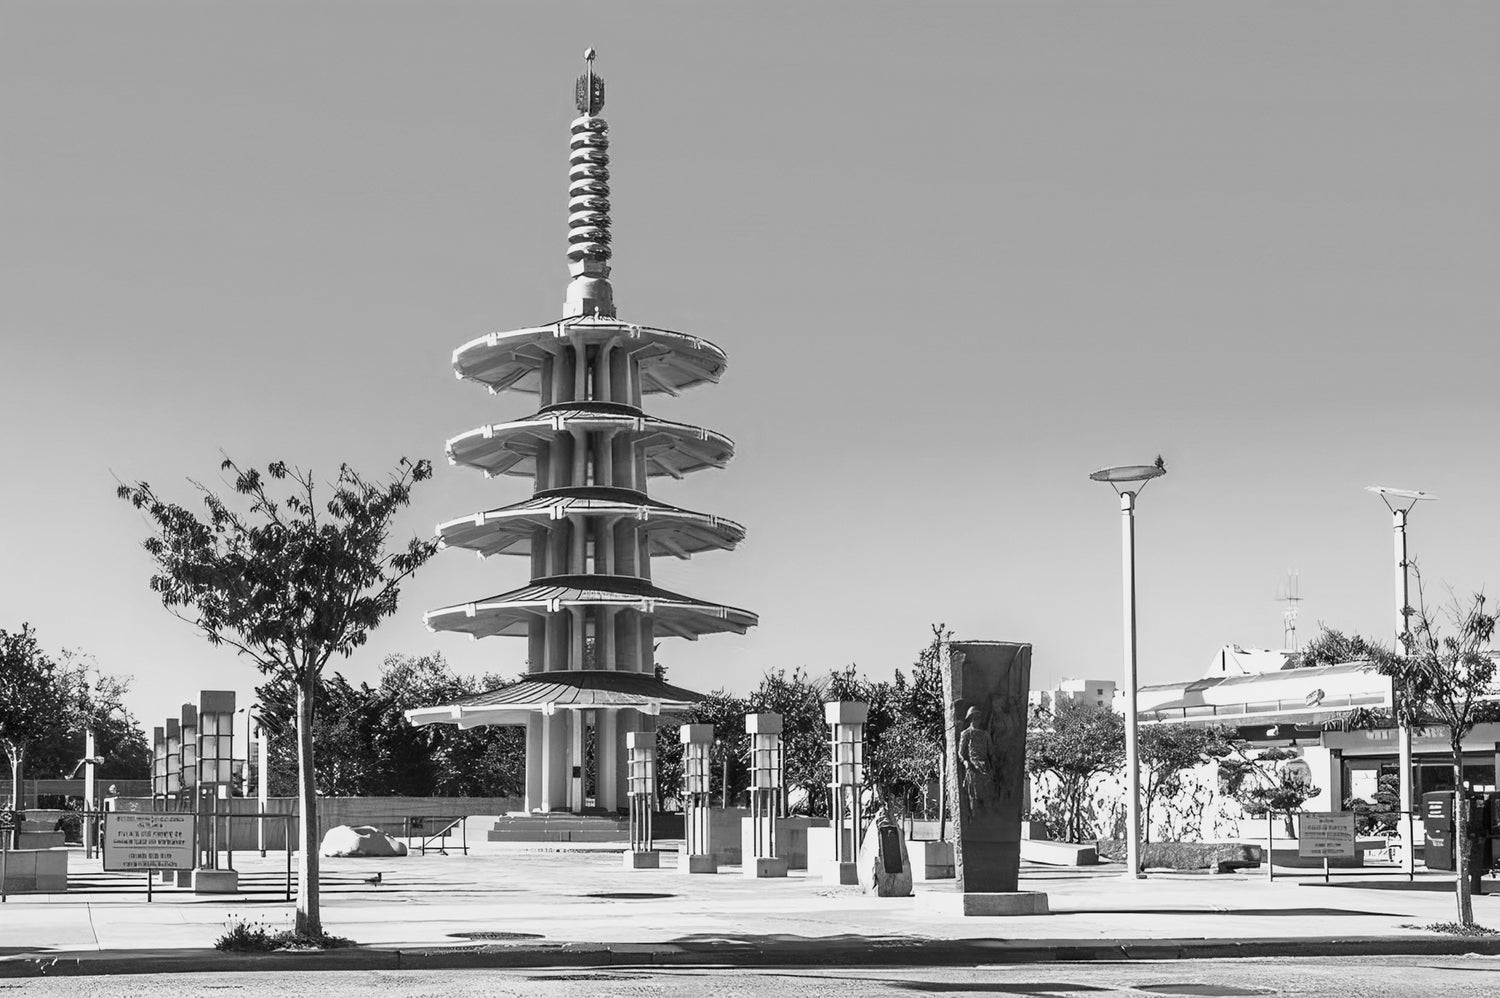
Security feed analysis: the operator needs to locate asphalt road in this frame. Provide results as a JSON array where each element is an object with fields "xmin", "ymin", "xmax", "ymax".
[{"xmin": 3, "ymin": 957, "xmax": 1498, "ymax": 997}]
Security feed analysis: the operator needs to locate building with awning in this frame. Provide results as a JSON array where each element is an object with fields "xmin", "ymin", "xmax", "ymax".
[
  {"xmin": 406, "ymin": 52, "xmax": 757, "ymax": 814},
  {"xmin": 1135, "ymin": 645, "xmax": 1500, "ymax": 813}
]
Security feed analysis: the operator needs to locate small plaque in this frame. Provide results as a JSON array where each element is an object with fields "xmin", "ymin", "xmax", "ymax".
[{"xmin": 878, "ymin": 825, "xmax": 904, "ymax": 874}]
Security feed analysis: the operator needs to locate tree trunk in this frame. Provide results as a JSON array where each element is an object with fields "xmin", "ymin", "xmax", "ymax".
[
  {"xmin": 295, "ymin": 674, "xmax": 322, "ymax": 937},
  {"xmin": 6, "ymin": 742, "xmax": 23, "ymax": 814},
  {"xmin": 1452, "ymin": 744, "xmax": 1473, "ymax": 926},
  {"xmin": 1143, "ymin": 785, "xmax": 1153, "ymax": 845}
]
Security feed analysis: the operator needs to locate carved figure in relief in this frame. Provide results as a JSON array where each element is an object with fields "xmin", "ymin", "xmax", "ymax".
[{"xmin": 957, "ymin": 705, "xmax": 998, "ymax": 817}]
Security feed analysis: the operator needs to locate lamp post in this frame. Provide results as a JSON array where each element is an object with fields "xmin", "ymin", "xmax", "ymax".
[
  {"xmin": 1366, "ymin": 485, "xmax": 1436, "ymax": 880},
  {"xmin": 1090, "ymin": 459, "xmax": 1167, "ymax": 880}
]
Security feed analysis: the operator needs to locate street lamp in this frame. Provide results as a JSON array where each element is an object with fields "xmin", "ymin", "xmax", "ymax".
[
  {"xmin": 1366, "ymin": 484, "xmax": 1436, "ymax": 880},
  {"xmin": 1091, "ymin": 459, "xmax": 1167, "ymax": 879}
]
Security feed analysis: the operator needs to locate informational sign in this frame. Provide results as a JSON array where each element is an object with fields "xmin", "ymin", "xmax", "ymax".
[
  {"xmin": 103, "ymin": 812, "xmax": 196, "ymax": 871},
  {"xmin": 1298, "ymin": 811, "xmax": 1357, "ymax": 859},
  {"xmin": 0, "ymin": 809, "xmax": 23, "ymax": 831}
]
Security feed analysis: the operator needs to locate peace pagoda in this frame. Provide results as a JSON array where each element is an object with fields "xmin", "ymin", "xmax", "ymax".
[{"xmin": 406, "ymin": 51, "xmax": 756, "ymax": 814}]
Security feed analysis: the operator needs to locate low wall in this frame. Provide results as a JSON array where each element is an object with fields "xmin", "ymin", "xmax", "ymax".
[{"xmin": 109, "ymin": 796, "xmax": 523, "ymax": 851}]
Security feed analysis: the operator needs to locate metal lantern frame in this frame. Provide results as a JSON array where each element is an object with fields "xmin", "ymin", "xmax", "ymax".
[
  {"xmin": 151, "ymin": 726, "xmax": 168, "ymax": 803},
  {"xmin": 746, "ymin": 712, "xmax": 784, "ymax": 861},
  {"xmin": 626, "ymin": 730, "xmax": 657, "ymax": 854},
  {"xmin": 164, "ymin": 718, "xmax": 182, "ymax": 804},
  {"xmin": 178, "ymin": 704, "xmax": 198, "ymax": 807},
  {"xmin": 680, "ymin": 723, "xmax": 714, "ymax": 864},
  {"xmin": 825, "ymin": 701, "xmax": 868, "ymax": 868}
]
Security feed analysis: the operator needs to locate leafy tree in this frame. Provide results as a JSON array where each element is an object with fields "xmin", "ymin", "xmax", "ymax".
[
  {"xmin": 1379, "ymin": 566, "xmax": 1498, "ymax": 927},
  {"xmin": 0, "ymin": 625, "xmax": 75, "ymax": 815},
  {"xmin": 1296, "ymin": 626, "xmax": 1393, "ymax": 669},
  {"xmin": 117, "ymin": 456, "xmax": 437, "ymax": 937},
  {"xmin": 1025, "ymin": 698, "xmax": 1125, "ymax": 843},
  {"xmin": 29, "ymin": 649, "xmax": 149, "ymax": 788},
  {"xmin": 1345, "ymin": 772, "xmax": 1401, "ymax": 836},
  {"xmin": 868, "ymin": 717, "xmax": 941, "ymax": 819},
  {"xmin": 747, "ymin": 667, "xmax": 829, "ymax": 815},
  {"xmin": 1138, "ymin": 723, "xmax": 1236, "ymax": 843},
  {"xmin": 892, "ymin": 623, "xmax": 952, "ymax": 833}
]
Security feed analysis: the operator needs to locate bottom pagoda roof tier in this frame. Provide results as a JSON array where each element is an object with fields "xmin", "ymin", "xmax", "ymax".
[
  {"xmin": 423, "ymin": 573, "xmax": 758, "ymax": 640},
  {"xmin": 404, "ymin": 670, "xmax": 709, "ymax": 728}
]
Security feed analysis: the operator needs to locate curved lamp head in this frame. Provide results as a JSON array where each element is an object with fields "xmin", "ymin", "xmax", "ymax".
[
  {"xmin": 1366, "ymin": 485, "xmax": 1437, "ymax": 514},
  {"xmin": 1090, "ymin": 460, "xmax": 1166, "ymax": 496},
  {"xmin": 1090, "ymin": 465, "xmax": 1165, "ymax": 484}
]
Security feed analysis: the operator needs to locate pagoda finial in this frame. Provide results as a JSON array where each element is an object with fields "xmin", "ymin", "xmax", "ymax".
[
  {"xmin": 566, "ymin": 48, "xmax": 614, "ymax": 317},
  {"xmin": 576, "ymin": 47, "xmax": 605, "ymax": 118}
]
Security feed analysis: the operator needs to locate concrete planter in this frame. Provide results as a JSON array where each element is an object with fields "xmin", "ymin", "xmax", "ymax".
[{"xmin": 0, "ymin": 848, "xmax": 68, "ymax": 893}]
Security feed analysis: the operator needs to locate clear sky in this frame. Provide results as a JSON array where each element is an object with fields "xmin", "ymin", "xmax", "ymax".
[{"xmin": 2, "ymin": 1, "xmax": 1497, "ymax": 741}]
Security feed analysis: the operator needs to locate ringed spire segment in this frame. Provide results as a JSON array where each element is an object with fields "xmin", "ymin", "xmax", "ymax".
[{"xmin": 567, "ymin": 48, "xmax": 613, "ymax": 317}]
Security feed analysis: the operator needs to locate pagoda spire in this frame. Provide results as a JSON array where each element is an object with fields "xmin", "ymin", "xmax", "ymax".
[{"xmin": 566, "ymin": 47, "xmax": 614, "ymax": 318}]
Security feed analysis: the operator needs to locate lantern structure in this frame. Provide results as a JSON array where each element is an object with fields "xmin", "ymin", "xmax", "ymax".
[
  {"xmin": 165, "ymin": 718, "xmax": 182, "ymax": 804},
  {"xmin": 178, "ymin": 704, "xmax": 198, "ymax": 809},
  {"xmin": 678, "ymin": 723, "xmax": 716, "ymax": 874},
  {"xmin": 744, "ymin": 712, "xmax": 787, "ymax": 878},
  {"xmin": 151, "ymin": 726, "xmax": 168, "ymax": 805},
  {"xmin": 623, "ymin": 730, "xmax": 659, "ymax": 869},
  {"xmin": 824, "ymin": 701, "xmax": 868, "ymax": 885},
  {"xmin": 195, "ymin": 690, "xmax": 236, "ymax": 877}
]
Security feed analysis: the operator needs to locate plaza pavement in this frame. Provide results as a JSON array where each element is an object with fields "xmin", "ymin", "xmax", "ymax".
[{"xmin": 2, "ymin": 827, "xmax": 1498, "ymax": 977}]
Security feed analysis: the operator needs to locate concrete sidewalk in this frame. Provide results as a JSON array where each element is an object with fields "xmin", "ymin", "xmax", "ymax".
[{"xmin": 2, "ymin": 841, "xmax": 1498, "ymax": 977}]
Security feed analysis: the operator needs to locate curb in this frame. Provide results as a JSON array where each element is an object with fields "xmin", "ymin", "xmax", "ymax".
[{"xmin": 4, "ymin": 935, "xmax": 1500, "ymax": 977}]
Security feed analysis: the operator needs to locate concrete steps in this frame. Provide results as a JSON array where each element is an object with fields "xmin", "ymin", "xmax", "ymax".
[{"xmin": 485, "ymin": 811, "xmax": 685, "ymax": 843}]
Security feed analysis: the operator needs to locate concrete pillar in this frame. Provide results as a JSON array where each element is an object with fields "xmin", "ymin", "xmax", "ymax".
[
  {"xmin": 571, "ymin": 430, "xmax": 588, "ymax": 489},
  {"xmin": 570, "ymin": 711, "xmax": 586, "ymax": 811},
  {"xmin": 569, "ymin": 606, "xmax": 585, "ymax": 670},
  {"xmin": 639, "ymin": 617, "xmax": 656, "ymax": 676},
  {"xmin": 525, "ymin": 716, "xmax": 543, "ymax": 812},
  {"xmin": 542, "ymin": 710, "xmax": 568, "ymax": 811},
  {"xmin": 601, "ymin": 606, "xmax": 617, "ymax": 671},
  {"xmin": 527, "ymin": 617, "xmax": 545, "ymax": 674},
  {"xmin": 597, "ymin": 710, "xmax": 619, "ymax": 812}
]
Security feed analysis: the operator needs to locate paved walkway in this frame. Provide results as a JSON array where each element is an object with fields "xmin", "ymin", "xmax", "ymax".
[{"xmin": 2, "ymin": 836, "xmax": 1498, "ymax": 976}]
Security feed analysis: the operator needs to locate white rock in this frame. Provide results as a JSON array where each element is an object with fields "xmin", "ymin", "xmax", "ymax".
[{"xmin": 319, "ymin": 824, "xmax": 409, "ymax": 858}]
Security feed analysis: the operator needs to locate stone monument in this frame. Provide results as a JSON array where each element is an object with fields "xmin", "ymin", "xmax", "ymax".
[{"xmin": 940, "ymin": 640, "xmax": 1048, "ymax": 915}]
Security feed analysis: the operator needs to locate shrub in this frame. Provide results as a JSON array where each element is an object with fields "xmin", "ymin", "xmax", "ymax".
[{"xmin": 215, "ymin": 918, "xmax": 354, "ymax": 952}]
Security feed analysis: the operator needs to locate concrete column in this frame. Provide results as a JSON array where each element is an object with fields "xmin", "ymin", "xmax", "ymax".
[
  {"xmin": 550, "ymin": 348, "xmax": 566, "ymax": 405},
  {"xmin": 596, "ymin": 342, "xmax": 614, "ymax": 403},
  {"xmin": 573, "ymin": 341, "xmax": 588, "ymax": 401},
  {"xmin": 570, "ymin": 606, "xmax": 585, "ymax": 670},
  {"xmin": 597, "ymin": 710, "xmax": 619, "ymax": 812},
  {"xmin": 539, "ymin": 712, "xmax": 555, "ymax": 812},
  {"xmin": 551, "ymin": 434, "xmax": 573, "ymax": 489},
  {"xmin": 569, "ymin": 711, "xmax": 586, "ymax": 811},
  {"xmin": 525, "ymin": 716, "xmax": 543, "ymax": 812},
  {"xmin": 639, "ymin": 617, "xmax": 656, "ymax": 676},
  {"xmin": 599, "ymin": 518, "xmax": 617, "ymax": 575},
  {"xmin": 571, "ymin": 430, "xmax": 588, "ymax": 489},
  {"xmin": 569, "ymin": 514, "xmax": 586, "ymax": 574},
  {"xmin": 527, "ymin": 617, "xmax": 545, "ymax": 674},
  {"xmin": 600, "ymin": 606, "xmax": 617, "ymax": 671},
  {"xmin": 597, "ymin": 429, "xmax": 615, "ymax": 487},
  {"xmin": 610, "ymin": 343, "xmax": 628, "ymax": 404},
  {"xmin": 616, "ymin": 519, "xmax": 638, "ymax": 577}
]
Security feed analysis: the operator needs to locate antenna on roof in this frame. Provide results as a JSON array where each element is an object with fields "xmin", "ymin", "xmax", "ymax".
[{"xmin": 1275, "ymin": 570, "xmax": 1302, "ymax": 651}]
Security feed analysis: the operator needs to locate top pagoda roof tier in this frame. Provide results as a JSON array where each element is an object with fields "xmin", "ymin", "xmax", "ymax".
[{"xmin": 452, "ymin": 317, "xmax": 728, "ymax": 397}]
